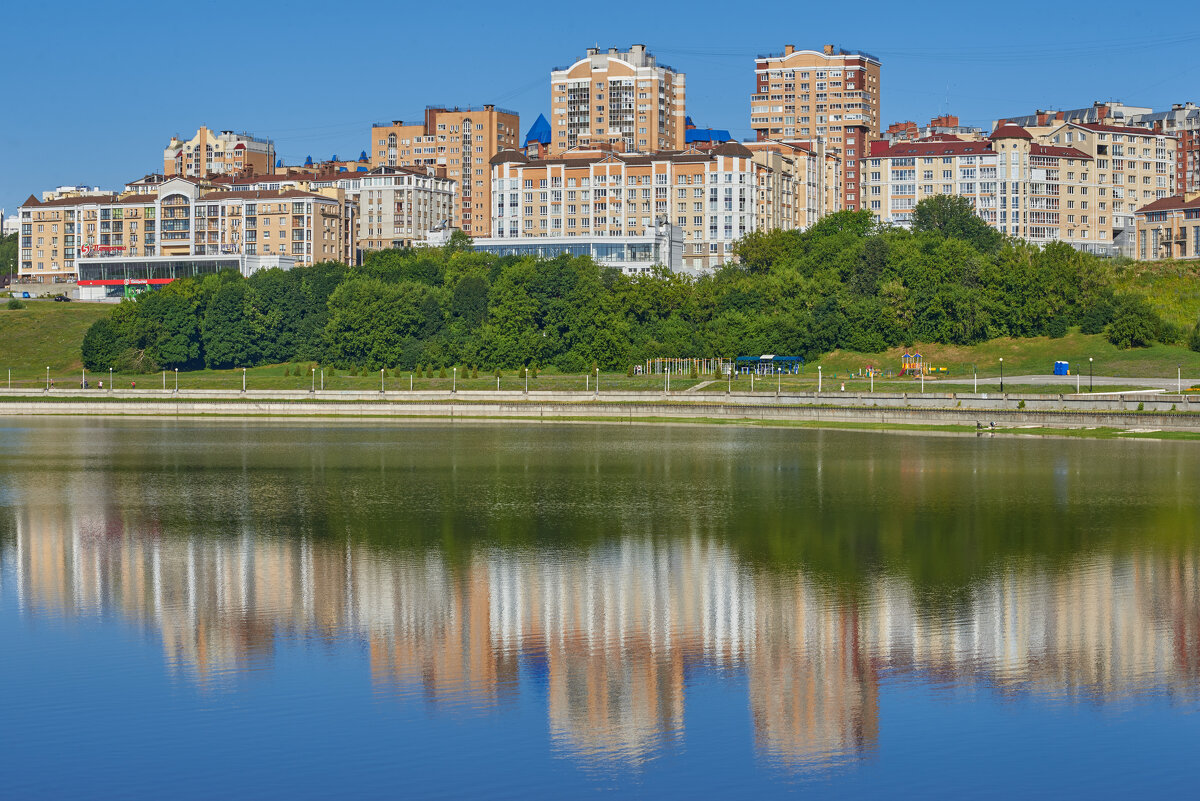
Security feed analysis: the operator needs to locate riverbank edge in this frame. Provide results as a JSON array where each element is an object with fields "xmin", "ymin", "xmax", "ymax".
[{"xmin": 3, "ymin": 396, "xmax": 1200, "ymax": 440}]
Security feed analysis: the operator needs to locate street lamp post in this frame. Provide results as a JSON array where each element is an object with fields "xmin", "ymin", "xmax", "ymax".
[
  {"xmin": 174, "ymin": 368, "xmax": 178, "ymax": 393},
  {"xmin": 595, "ymin": 368, "xmax": 599, "ymax": 396},
  {"xmin": 818, "ymin": 365, "xmax": 822, "ymax": 394},
  {"xmin": 109, "ymin": 367, "xmax": 113, "ymax": 391},
  {"xmin": 452, "ymin": 367, "xmax": 456, "ymax": 394},
  {"xmin": 46, "ymin": 366, "xmax": 49, "ymax": 391},
  {"xmin": 382, "ymin": 368, "xmax": 387, "ymax": 394},
  {"xmin": 321, "ymin": 369, "xmax": 324, "ymax": 391},
  {"xmin": 312, "ymin": 368, "xmax": 316, "ymax": 393},
  {"xmin": 1089, "ymin": 357, "xmax": 1093, "ymax": 392},
  {"xmin": 999, "ymin": 358, "xmax": 1004, "ymax": 393},
  {"xmin": 973, "ymin": 363, "xmax": 977, "ymax": 393},
  {"xmin": 242, "ymin": 367, "xmax": 246, "ymax": 393},
  {"xmin": 1178, "ymin": 365, "xmax": 1182, "ymax": 395}
]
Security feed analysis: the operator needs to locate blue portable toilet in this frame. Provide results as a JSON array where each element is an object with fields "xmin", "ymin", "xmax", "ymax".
[{"xmin": 1053, "ymin": 361, "xmax": 1069, "ymax": 376}]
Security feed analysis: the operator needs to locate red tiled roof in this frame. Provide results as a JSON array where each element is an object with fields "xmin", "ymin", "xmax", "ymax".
[
  {"xmin": 872, "ymin": 140, "xmax": 993, "ymax": 157},
  {"xmin": 1074, "ymin": 122, "xmax": 1159, "ymax": 137},
  {"xmin": 1135, "ymin": 194, "xmax": 1200, "ymax": 214},
  {"xmin": 1030, "ymin": 144, "xmax": 1092, "ymax": 159},
  {"xmin": 197, "ymin": 189, "xmax": 333, "ymax": 201},
  {"xmin": 990, "ymin": 124, "xmax": 1033, "ymax": 140}
]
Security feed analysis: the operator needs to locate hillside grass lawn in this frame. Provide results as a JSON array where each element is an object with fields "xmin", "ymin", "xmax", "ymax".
[
  {"xmin": 3, "ymin": 303, "xmax": 1200, "ymax": 393},
  {"xmin": 1109, "ymin": 260, "xmax": 1200, "ymax": 330}
]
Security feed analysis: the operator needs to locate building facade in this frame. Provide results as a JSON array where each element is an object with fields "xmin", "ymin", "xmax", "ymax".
[
  {"xmin": 745, "ymin": 139, "xmax": 841, "ymax": 233},
  {"xmin": 164, "ymin": 128, "xmax": 275, "ymax": 178},
  {"xmin": 17, "ymin": 176, "xmax": 357, "ymax": 284},
  {"xmin": 863, "ymin": 122, "xmax": 1176, "ymax": 256},
  {"xmin": 488, "ymin": 143, "xmax": 761, "ymax": 273},
  {"xmin": 1134, "ymin": 103, "xmax": 1199, "ymax": 194},
  {"xmin": 751, "ymin": 44, "xmax": 882, "ymax": 211},
  {"xmin": 1134, "ymin": 191, "xmax": 1200, "ymax": 260},
  {"xmin": 369, "ymin": 106, "xmax": 520, "ymax": 238},
  {"xmin": 549, "ymin": 45, "xmax": 686, "ymax": 155},
  {"xmin": 355, "ymin": 166, "xmax": 456, "ymax": 250}
]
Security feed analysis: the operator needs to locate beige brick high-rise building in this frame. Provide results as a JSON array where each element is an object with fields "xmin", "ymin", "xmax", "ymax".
[
  {"xmin": 751, "ymin": 44, "xmax": 882, "ymax": 212},
  {"xmin": 860, "ymin": 120, "xmax": 1176, "ymax": 256},
  {"xmin": 164, "ymin": 128, "xmax": 275, "ymax": 178},
  {"xmin": 550, "ymin": 45, "xmax": 685, "ymax": 154},
  {"xmin": 369, "ymin": 106, "xmax": 520, "ymax": 238}
]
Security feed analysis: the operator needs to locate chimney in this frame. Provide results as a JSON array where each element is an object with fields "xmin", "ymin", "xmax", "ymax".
[
  {"xmin": 586, "ymin": 47, "xmax": 598, "ymax": 56},
  {"xmin": 784, "ymin": 44, "xmax": 795, "ymax": 55},
  {"xmin": 1037, "ymin": 110, "xmax": 1049, "ymax": 126},
  {"xmin": 484, "ymin": 104, "xmax": 494, "ymax": 112},
  {"xmin": 823, "ymin": 44, "xmax": 834, "ymax": 55}
]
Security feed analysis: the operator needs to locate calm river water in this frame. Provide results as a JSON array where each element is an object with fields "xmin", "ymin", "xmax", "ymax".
[{"xmin": 0, "ymin": 418, "xmax": 1197, "ymax": 798}]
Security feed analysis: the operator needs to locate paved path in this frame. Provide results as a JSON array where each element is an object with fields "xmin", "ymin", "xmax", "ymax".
[
  {"xmin": 684, "ymin": 380, "xmax": 718, "ymax": 393},
  {"xmin": 941, "ymin": 374, "xmax": 1199, "ymax": 391}
]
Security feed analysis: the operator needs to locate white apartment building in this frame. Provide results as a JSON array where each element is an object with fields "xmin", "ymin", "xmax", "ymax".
[
  {"xmin": 487, "ymin": 142, "xmax": 759, "ymax": 273},
  {"xmin": 862, "ymin": 122, "xmax": 1176, "ymax": 256}
]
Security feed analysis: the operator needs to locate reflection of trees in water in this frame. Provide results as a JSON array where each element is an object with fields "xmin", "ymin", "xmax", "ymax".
[{"xmin": 5, "ymin": 509, "xmax": 1198, "ymax": 770}]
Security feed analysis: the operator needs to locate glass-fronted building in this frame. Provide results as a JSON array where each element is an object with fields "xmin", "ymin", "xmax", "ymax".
[{"xmin": 77, "ymin": 254, "xmax": 295, "ymax": 299}]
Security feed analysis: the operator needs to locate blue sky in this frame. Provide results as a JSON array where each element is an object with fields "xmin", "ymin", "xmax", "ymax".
[{"xmin": 3, "ymin": 0, "xmax": 1198, "ymax": 216}]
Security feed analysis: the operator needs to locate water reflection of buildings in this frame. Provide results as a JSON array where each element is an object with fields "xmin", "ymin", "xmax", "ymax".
[{"xmin": 4, "ymin": 513, "xmax": 1198, "ymax": 770}]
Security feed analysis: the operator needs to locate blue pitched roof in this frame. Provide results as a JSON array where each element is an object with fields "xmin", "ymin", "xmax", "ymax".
[
  {"xmin": 523, "ymin": 113, "xmax": 552, "ymax": 146},
  {"xmin": 685, "ymin": 115, "xmax": 695, "ymax": 128},
  {"xmin": 685, "ymin": 128, "xmax": 732, "ymax": 144}
]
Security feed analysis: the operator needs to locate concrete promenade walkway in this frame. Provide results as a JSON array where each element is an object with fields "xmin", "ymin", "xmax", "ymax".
[
  {"xmin": 945, "ymin": 374, "xmax": 1198, "ymax": 391},
  {"xmin": 3, "ymin": 386, "xmax": 1200, "ymax": 432}
]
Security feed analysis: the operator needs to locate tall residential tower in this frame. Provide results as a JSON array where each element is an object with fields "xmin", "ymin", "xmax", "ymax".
[
  {"xmin": 751, "ymin": 45, "xmax": 881, "ymax": 211},
  {"xmin": 370, "ymin": 105, "xmax": 520, "ymax": 237},
  {"xmin": 550, "ymin": 45, "xmax": 686, "ymax": 154}
]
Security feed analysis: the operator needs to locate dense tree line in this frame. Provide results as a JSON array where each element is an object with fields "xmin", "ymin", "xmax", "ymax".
[{"xmin": 81, "ymin": 197, "xmax": 1200, "ymax": 373}]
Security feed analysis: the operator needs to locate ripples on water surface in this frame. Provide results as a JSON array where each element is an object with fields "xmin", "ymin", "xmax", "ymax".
[{"xmin": 0, "ymin": 419, "xmax": 1197, "ymax": 798}]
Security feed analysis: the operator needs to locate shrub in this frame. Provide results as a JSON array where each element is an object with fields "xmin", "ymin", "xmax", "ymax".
[
  {"xmin": 426, "ymin": 366, "xmax": 434, "ymax": 379},
  {"xmin": 1138, "ymin": 402, "xmax": 1145, "ymax": 411},
  {"xmin": 1106, "ymin": 294, "xmax": 1160, "ymax": 349},
  {"xmin": 6, "ymin": 297, "xmax": 26, "ymax": 310},
  {"xmin": 1018, "ymin": 400, "xmax": 1026, "ymax": 409},
  {"xmin": 283, "ymin": 365, "xmax": 290, "ymax": 377},
  {"xmin": 626, "ymin": 364, "xmax": 634, "ymax": 377},
  {"xmin": 439, "ymin": 365, "xmax": 447, "ymax": 378},
  {"xmin": 471, "ymin": 365, "xmax": 478, "ymax": 379},
  {"xmin": 1046, "ymin": 316, "xmax": 1068, "ymax": 339},
  {"xmin": 1189, "ymin": 321, "xmax": 1200, "ymax": 354}
]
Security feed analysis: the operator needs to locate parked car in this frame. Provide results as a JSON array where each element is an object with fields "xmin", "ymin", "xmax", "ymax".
[{"xmin": 52, "ymin": 294, "xmax": 72, "ymax": 302}]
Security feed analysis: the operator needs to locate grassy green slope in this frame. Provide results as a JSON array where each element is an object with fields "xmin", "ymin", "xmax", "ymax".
[
  {"xmin": 814, "ymin": 329, "xmax": 1200, "ymax": 379},
  {"xmin": 0, "ymin": 300, "xmax": 108, "ymax": 374}
]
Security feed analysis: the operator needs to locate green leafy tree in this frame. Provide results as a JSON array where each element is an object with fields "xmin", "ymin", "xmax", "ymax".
[
  {"xmin": 202, "ymin": 282, "xmax": 261, "ymax": 368},
  {"xmin": 1106, "ymin": 294, "xmax": 1160, "ymax": 348},
  {"xmin": 912, "ymin": 194, "xmax": 1003, "ymax": 253},
  {"xmin": 81, "ymin": 317, "xmax": 132, "ymax": 371}
]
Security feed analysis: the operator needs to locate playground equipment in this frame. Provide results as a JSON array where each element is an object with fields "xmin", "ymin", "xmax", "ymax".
[
  {"xmin": 646, "ymin": 358, "xmax": 730, "ymax": 376},
  {"xmin": 900, "ymin": 353, "xmax": 923, "ymax": 376},
  {"xmin": 900, "ymin": 353, "xmax": 948, "ymax": 377}
]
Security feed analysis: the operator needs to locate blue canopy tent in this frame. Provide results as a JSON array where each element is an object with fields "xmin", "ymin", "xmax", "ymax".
[{"xmin": 736, "ymin": 355, "xmax": 804, "ymax": 375}]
